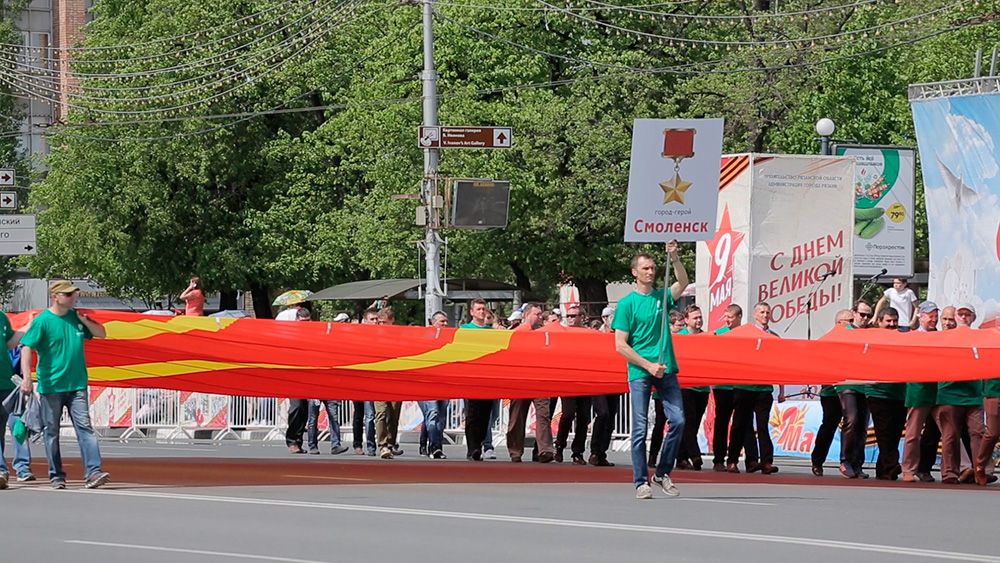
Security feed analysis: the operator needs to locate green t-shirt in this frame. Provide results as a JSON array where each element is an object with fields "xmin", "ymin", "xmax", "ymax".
[
  {"xmin": 712, "ymin": 326, "xmax": 734, "ymax": 391},
  {"xmin": 20, "ymin": 309, "xmax": 93, "ymax": 394},
  {"xmin": 611, "ymin": 289, "xmax": 677, "ymax": 382},
  {"xmin": 676, "ymin": 327, "xmax": 708, "ymax": 392},
  {"xmin": 0, "ymin": 312, "xmax": 14, "ymax": 390},
  {"xmin": 819, "ymin": 385, "xmax": 838, "ymax": 398},
  {"xmin": 905, "ymin": 382, "xmax": 937, "ymax": 408},
  {"xmin": 865, "ymin": 383, "xmax": 906, "ymax": 401},
  {"xmin": 985, "ymin": 378, "xmax": 1000, "ymax": 398},
  {"xmin": 936, "ymin": 380, "xmax": 983, "ymax": 406},
  {"xmin": 459, "ymin": 322, "xmax": 492, "ymax": 330}
]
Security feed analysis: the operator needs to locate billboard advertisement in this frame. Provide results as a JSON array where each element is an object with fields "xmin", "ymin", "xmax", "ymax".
[
  {"xmin": 835, "ymin": 145, "xmax": 916, "ymax": 277},
  {"xmin": 911, "ymin": 92, "xmax": 1000, "ymax": 328}
]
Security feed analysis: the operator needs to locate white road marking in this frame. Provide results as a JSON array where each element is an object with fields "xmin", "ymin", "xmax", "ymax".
[
  {"xmin": 66, "ymin": 540, "xmax": 328, "ymax": 562},
  {"xmin": 282, "ymin": 475, "xmax": 371, "ymax": 481},
  {"xmin": 39, "ymin": 489, "xmax": 1000, "ymax": 562},
  {"xmin": 680, "ymin": 498, "xmax": 775, "ymax": 506}
]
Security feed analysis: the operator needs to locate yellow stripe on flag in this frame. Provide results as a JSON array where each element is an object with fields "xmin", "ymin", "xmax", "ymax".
[{"xmin": 105, "ymin": 317, "xmax": 240, "ymax": 340}]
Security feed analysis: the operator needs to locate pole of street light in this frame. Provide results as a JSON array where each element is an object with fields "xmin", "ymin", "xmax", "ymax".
[{"xmin": 421, "ymin": 0, "xmax": 443, "ymax": 324}]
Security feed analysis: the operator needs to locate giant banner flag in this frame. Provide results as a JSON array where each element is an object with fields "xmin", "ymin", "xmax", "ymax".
[
  {"xmin": 697, "ymin": 155, "xmax": 855, "ymax": 336},
  {"xmin": 9, "ymin": 312, "xmax": 998, "ymax": 400},
  {"xmin": 911, "ymin": 92, "xmax": 1000, "ymax": 328}
]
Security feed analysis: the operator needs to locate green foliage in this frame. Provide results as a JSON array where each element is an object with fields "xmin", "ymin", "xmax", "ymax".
[{"xmin": 26, "ymin": 0, "xmax": 1000, "ymax": 308}]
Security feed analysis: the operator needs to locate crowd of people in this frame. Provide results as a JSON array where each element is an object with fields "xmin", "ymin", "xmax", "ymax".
[
  {"xmin": 1, "ymin": 268, "xmax": 997, "ymax": 498},
  {"xmin": 273, "ymin": 259, "xmax": 998, "ymax": 499}
]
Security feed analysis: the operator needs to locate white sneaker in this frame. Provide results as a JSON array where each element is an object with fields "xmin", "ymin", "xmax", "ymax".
[
  {"xmin": 652, "ymin": 474, "xmax": 680, "ymax": 497},
  {"xmin": 484, "ymin": 449, "xmax": 496, "ymax": 459},
  {"xmin": 635, "ymin": 483, "xmax": 653, "ymax": 499}
]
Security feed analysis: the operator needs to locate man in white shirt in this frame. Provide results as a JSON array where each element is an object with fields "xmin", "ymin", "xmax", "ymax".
[{"xmin": 874, "ymin": 278, "xmax": 918, "ymax": 330}]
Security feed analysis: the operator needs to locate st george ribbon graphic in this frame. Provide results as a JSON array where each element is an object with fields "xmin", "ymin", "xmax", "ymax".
[{"xmin": 9, "ymin": 311, "xmax": 999, "ymax": 400}]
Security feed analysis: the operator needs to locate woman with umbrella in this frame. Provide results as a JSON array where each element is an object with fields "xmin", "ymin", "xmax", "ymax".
[{"xmin": 273, "ymin": 290, "xmax": 313, "ymax": 321}]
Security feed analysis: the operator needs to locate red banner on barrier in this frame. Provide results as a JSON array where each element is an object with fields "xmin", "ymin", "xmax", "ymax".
[{"xmin": 10, "ymin": 312, "xmax": 999, "ymax": 400}]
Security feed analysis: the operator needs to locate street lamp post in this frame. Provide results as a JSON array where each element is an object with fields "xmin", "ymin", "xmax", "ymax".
[{"xmin": 815, "ymin": 118, "xmax": 835, "ymax": 156}]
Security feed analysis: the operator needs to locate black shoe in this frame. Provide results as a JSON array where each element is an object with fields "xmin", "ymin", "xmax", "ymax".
[
  {"xmin": 676, "ymin": 459, "xmax": 694, "ymax": 470},
  {"xmin": 594, "ymin": 458, "xmax": 614, "ymax": 467},
  {"xmin": 692, "ymin": 457, "xmax": 703, "ymax": 471},
  {"xmin": 468, "ymin": 450, "xmax": 483, "ymax": 462},
  {"xmin": 419, "ymin": 445, "xmax": 428, "ymax": 456},
  {"xmin": 554, "ymin": 449, "xmax": 564, "ymax": 463},
  {"xmin": 713, "ymin": 463, "xmax": 727, "ymax": 472},
  {"xmin": 571, "ymin": 454, "xmax": 586, "ymax": 466},
  {"xmin": 538, "ymin": 452, "xmax": 554, "ymax": 463},
  {"xmin": 745, "ymin": 462, "xmax": 762, "ymax": 473},
  {"xmin": 811, "ymin": 465, "xmax": 824, "ymax": 477},
  {"xmin": 431, "ymin": 450, "xmax": 447, "ymax": 459}
]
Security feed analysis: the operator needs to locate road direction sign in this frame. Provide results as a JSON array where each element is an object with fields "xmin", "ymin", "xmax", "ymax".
[
  {"xmin": 0, "ymin": 214, "xmax": 36, "ymax": 255},
  {"xmin": 418, "ymin": 126, "xmax": 513, "ymax": 149},
  {"xmin": 0, "ymin": 191, "xmax": 16, "ymax": 209},
  {"xmin": 0, "ymin": 169, "xmax": 13, "ymax": 186}
]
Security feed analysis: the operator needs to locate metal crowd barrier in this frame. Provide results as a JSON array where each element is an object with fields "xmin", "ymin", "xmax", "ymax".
[{"xmin": 71, "ymin": 387, "xmax": 636, "ymax": 448}]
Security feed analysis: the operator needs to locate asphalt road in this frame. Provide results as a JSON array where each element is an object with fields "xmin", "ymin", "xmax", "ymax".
[{"xmin": 2, "ymin": 441, "xmax": 997, "ymax": 563}]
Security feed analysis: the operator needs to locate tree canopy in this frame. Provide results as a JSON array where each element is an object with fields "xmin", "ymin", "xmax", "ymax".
[{"xmin": 21, "ymin": 0, "xmax": 1000, "ymax": 314}]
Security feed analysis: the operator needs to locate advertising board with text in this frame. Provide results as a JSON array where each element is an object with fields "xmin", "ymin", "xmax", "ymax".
[
  {"xmin": 697, "ymin": 155, "xmax": 855, "ymax": 337},
  {"xmin": 834, "ymin": 145, "xmax": 915, "ymax": 277},
  {"xmin": 624, "ymin": 118, "xmax": 724, "ymax": 242}
]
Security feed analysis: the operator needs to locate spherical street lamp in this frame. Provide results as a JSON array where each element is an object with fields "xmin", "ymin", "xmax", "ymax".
[{"xmin": 815, "ymin": 118, "xmax": 835, "ymax": 155}]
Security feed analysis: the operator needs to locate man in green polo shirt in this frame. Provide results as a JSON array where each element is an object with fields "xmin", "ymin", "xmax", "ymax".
[
  {"xmin": 834, "ymin": 307, "xmax": 870, "ymax": 479},
  {"xmin": 461, "ymin": 298, "xmax": 495, "ymax": 461},
  {"xmin": 710, "ymin": 304, "xmax": 742, "ymax": 472},
  {"xmin": 613, "ymin": 241, "xmax": 689, "ymax": 500},
  {"xmin": 676, "ymin": 304, "xmax": 709, "ymax": 471},
  {"xmin": 901, "ymin": 301, "xmax": 940, "ymax": 483},
  {"xmin": 19, "ymin": 280, "xmax": 109, "ymax": 490},
  {"xmin": 865, "ymin": 308, "xmax": 908, "ymax": 480},
  {"xmin": 726, "ymin": 302, "xmax": 779, "ymax": 475}
]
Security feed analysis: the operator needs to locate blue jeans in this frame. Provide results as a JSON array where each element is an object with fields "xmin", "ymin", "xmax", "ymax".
[
  {"xmin": 363, "ymin": 401, "xmax": 376, "ymax": 454},
  {"xmin": 306, "ymin": 400, "xmax": 343, "ymax": 451},
  {"xmin": 630, "ymin": 375, "xmax": 685, "ymax": 487},
  {"xmin": 483, "ymin": 399, "xmax": 500, "ymax": 451},
  {"xmin": 40, "ymin": 389, "xmax": 103, "ymax": 482},
  {"xmin": 0, "ymin": 408, "xmax": 33, "ymax": 477},
  {"xmin": 418, "ymin": 400, "xmax": 449, "ymax": 453}
]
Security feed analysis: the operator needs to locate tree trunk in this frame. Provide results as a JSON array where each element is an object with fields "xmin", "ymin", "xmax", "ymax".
[
  {"xmin": 219, "ymin": 290, "xmax": 238, "ymax": 311},
  {"xmin": 575, "ymin": 276, "xmax": 608, "ymax": 320},
  {"xmin": 250, "ymin": 283, "xmax": 274, "ymax": 319}
]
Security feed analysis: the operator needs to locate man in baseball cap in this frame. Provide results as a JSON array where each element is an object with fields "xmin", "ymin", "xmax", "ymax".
[{"xmin": 956, "ymin": 304, "xmax": 976, "ymax": 328}]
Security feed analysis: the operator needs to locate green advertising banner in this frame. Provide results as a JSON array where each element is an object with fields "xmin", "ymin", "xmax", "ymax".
[{"xmin": 834, "ymin": 145, "xmax": 915, "ymax": 277}]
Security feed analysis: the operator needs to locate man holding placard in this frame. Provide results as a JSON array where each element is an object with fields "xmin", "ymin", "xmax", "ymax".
[{"xmin": 619, "ymin": 118, "xmax": 723, "ymax": 499}]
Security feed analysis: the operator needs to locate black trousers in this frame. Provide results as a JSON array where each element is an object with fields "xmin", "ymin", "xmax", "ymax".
[
  {"xmin": 712, "ymin": 388, "xmax": 735, "ymax": 465},
  {"xmin": 464, "ymin": 399, "xmax": 494, "ymax": 457},
  {"xmin": 729, "ymin": 390, "xmax": 774, "ymax": 466},
  {"xmin": 590, "ymin": 394, "xmax": 620, "ymax": 459},
  {"xmin": 679, "ymin": 390, "xmax": 709, "ymax": 463},
  {"xmin": 556, "ymin": 396, "xmax": 592, "ymax": 456},
  {"xmin": 285, "ymin": 399, "xmax": 309, "ymax": 447},
  {"xmin": 839, "ymin": 391, "xmax": 869, "ymax": 471},
  {"xmin": 918, "ymin": 416, "xmax": 941, "ymax": 474},
  {"xmin": 812, "ymin": 395, "xmax": 843, "ymax": 467},
  {"xmin": 351, "ymin": 400, "xmax": 365, "ymax": 449},
  {"xmin": 868, "ymin": 397, "xmax": 906, "ymax": 477}
]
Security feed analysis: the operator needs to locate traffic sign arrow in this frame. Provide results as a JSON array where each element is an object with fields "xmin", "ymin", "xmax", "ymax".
[
  {"xmin": 2, "ymin": 196, "xmax": 11, "ymax": 205},
  {"xmin": 0, "ymin": 169, "xmax": 13, "ymax": 186}
]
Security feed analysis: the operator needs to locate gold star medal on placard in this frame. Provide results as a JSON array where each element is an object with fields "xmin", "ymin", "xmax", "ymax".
[
  {"xmin": 659, "ymin": 176, "xmax": 691, "ymax": 204},
  {"xmin": 659, "ymin": 128, "xmax": 696, "ymax": 205}
]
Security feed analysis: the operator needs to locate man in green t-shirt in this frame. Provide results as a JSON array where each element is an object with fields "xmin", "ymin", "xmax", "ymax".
[
  {"xmin": 19, "ymin": 280, "xmax": 109, "ymax": 490},
  {"xmin": 612, "ymin": 241, "xmax": 689, "ymax": 500},
  {"xmin": 0, "ymin": 309, "xmax": 32, "ymax": 489}
]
